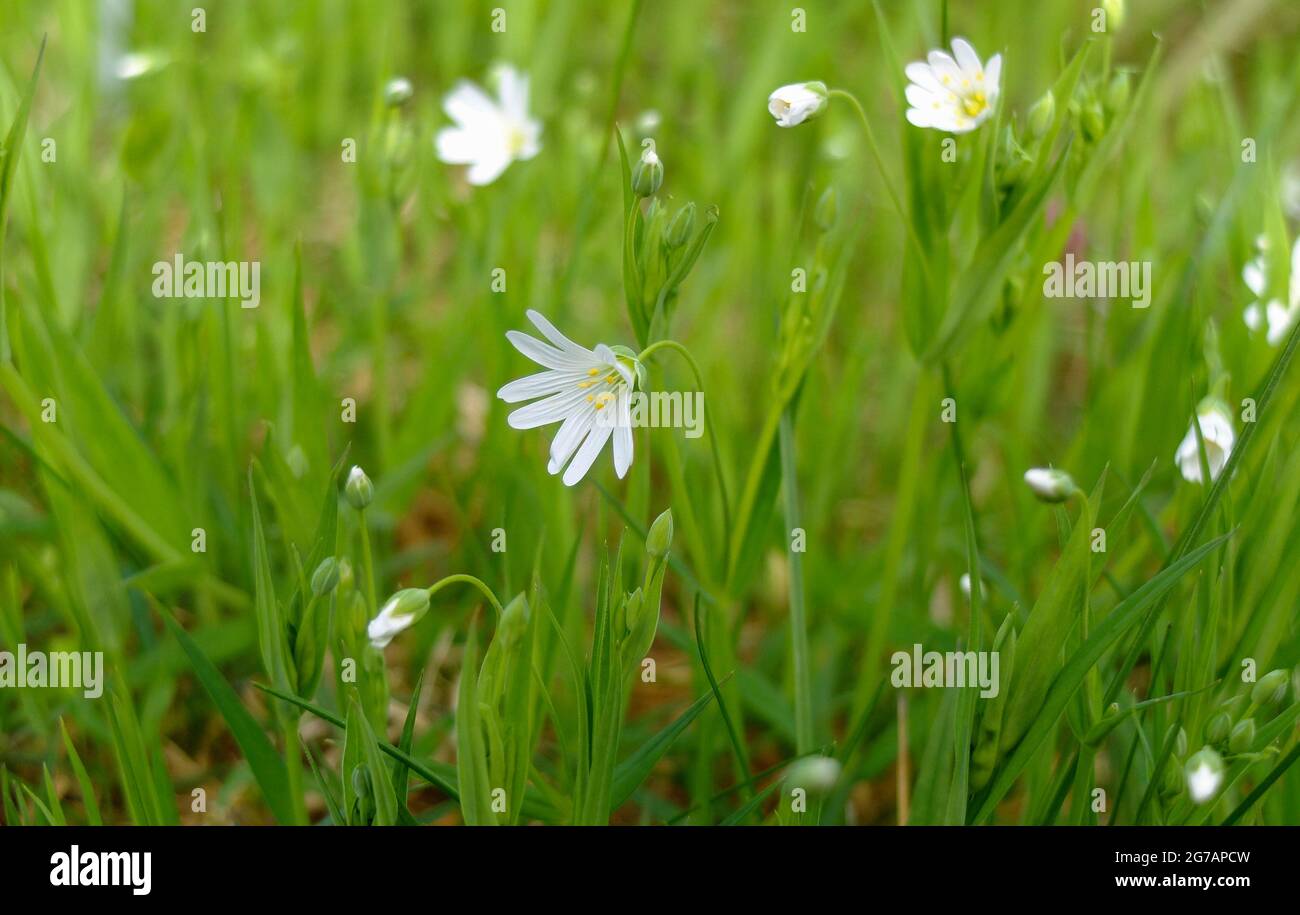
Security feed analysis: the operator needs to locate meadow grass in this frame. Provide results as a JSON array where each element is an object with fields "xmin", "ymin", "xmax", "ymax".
[{"xmin": 1, "ymin": 0, "xmax": 1300, "ymax": 826}]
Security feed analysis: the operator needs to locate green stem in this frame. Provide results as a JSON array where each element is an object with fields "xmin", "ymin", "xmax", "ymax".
[
  {"xmin": 778, "ymin": 406, "xmax": 814, "ymax": 754},
  {"xmin": 426, "ymin": 573, "xmax": 505, "ymax": 621},
  {"xmin": 282, "ymin": 714, "xmax": 308, "ymax": 825},
  {"xmin": 358, "ymin": 509, "xmax": 377, "ymax": 614},
  {"xmin": 827, "ymin": 88, "xmax": 929, "ymax": 279},
  {"xmin": 636, "ymin": 339, "xmax": 732, "ymax": 545}
]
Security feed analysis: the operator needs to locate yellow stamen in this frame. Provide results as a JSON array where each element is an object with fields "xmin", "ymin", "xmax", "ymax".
[{"xmin": 587, "ymin": 368, "xmax": 600, "ymax": 376}]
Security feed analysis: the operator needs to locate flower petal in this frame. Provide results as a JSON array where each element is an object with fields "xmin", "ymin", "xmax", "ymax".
[
  {"xmin": 527, "ymin": 310, "xmax": 596, "ymax": 359},
  {"xmin": 507, "ymin": 387, "xmax": 587, "ymax": 429},
  {"xmin": 443, "ymin": 80, "xmax": 499, "ymax": 127},
  {"xmin": 497, "ymin": 369, "xmax": 584, "ymax": 403},
  {"xmin": 506, "ymin": 330, "xmax": 592, "ymax": 370},
  {"xmin": 549, "ymin": 406, "xmax": 596, "ymax": 473},
  {"xmin": 612, "ymin": 390, "xmax": 633, "ymax": 478},
  {"xmin": 562, "ymin": 420, "xmax": 614, "ymax": 486},
  {"xmin": 951, "ymin": 38, "xmax": 982, "ymax": 76}
]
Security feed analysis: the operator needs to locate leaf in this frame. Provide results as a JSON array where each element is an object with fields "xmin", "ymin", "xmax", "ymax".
[
  {"xmin": 455, "ymin": 621, "xmax": 497, "ymax": 825},
  {"xmin": 610, "ymin": 678, "xmax": 723, "ymax": 808},
  {"xmin": 973, "ymin": 531, "xmax": 1233, "ymax": 821},
  {"xmin": 59, "ymin": 718, "xmax": 102, "ymax": 826},
  {"xmin": 160, "ymin": 609, "xmax": 295, "ymax": 824},
  {"xmin": 344, "ymin": 696, "xmax": 398, "ymax": 826},
  {"xmin": 0, "ymin": 35, "xmax": 45, "ymax": 361},
  {"xmin": 249, "ymin": 465, "xmax": 293, "ymax": 693}
]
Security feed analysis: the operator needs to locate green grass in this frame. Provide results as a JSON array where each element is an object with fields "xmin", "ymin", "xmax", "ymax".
[{"xmin": 2, "ymin": 0, "xmax": 1300, "ymax": 826}]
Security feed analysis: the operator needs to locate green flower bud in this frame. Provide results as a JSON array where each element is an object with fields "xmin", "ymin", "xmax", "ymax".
[
  {"xmin": 1023, "ymin": 467, "xmax": 1077, "ymax": 503},
  {"xmin": 814, "ymin": 186, "xmax": 838, "ymax": 232},
  {"xmin": 1228, "ymin": 718, "xmax": 1256, "ymax": 754},
  {"xmin": 1251, "ymin": 668, "xmax": 1289, "ymax": 706},
  {"xmin": 384, "ymin": 76, "xmax": 413, "ymax": 108},
  {"xmin": 1105, "ymin": 71, "xmax": 1131, "ymax": 114},
  {"xmin": 631, "ymin": 142, "xmax": 663, "ymax": 198},
  {"xmin": 1083, "ymin": 702, "xmax": 1124, "ymax": 746},
  {"xmin": 1160, "ymin": 761, "xmax": 1183, "ymax": 799},
  {"xmin": 646, "ymin": 508, "xmax": 674, "ymax": 559},
  {"xmin": 666, "ymin": 202, "xmax": 696, "ymax": 249},
  {"xmin": 498, "ymin": 592, "xmax": 530, "ymax": 647},
  {"xmin": 1175, "ymin": 727, "xmax": 1188, "ymax": 758},
  {"xmin": 345, "ymin": 465, "xmax": 374, "ymax": 510},
  {"xmin": 1027, "ymin": 90, "xmax": 1055, "ymax": 138},
  {"xmin": 1082, "ymin": 98, "xmax": 1106, "ymax": 143},
  {"xmin": 1204, "ymin": 710, "xmax": 1232, "ymax": 744},
  {"xmin": 311, "ymin": 557, "xmax": 340, "ymax": 596},
  {"xmin": 351, "ymin": 763, "xmax": 376, "ymax": 825}
]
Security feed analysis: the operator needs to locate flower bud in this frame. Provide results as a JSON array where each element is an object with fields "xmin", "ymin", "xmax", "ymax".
[
  {"xmin": 666, "ymin": 202, "xmax": 696, "ymax": 249},
  {"xmin": 367, "ymin": 587, "xmax": 430, "ymax": 649},
  {"xmin": 311, "ymin": 557, "xmax": 340, "ymax": 596},
  {"xmin": 631, "ymin": 142, "xmax": 663, "ymax": 198},
  {"xmin": 1105, "ymin": 71, "xmax": 1131, "ymax": 114},
  {"xmin": 345, "ymin": 465, "xmax": 374, "ymax": 510},
  {"xmin": 1228, "ymin": 718, "xmax": 1256, "ymax": 754},
  {"xmin": 767, "ymin": 81, "xmax": 829, "ymax": 128},
  {"xmin": 1175, "ymin": 727, "xmax": 1188, "ymax": 758},
  {"xmin": 1023, "ymin": 467, "xmax": 1077, "ymax": 503},
  {"xmin": 784, "ymin": 755, "xmax": 841, "ymax": 794},
  {"xmin": 1251, "ymin": 668, "xmax": 1289, "ymax": 706},
  {"xmin": 814, "ymin": 186, "xmax": 838, "ymax": 232},
  {"xmin": 1185, "ymin": 747, "xmax": 1224, "ymax": 804},
  {"xmin": 351, "ymin": 763, "xmax": 376, "ymax": 825},
  {"xmin": 1081, "ymin": 98, "xmax": 1106, "ymax": 143},
  {"xmin": 1027, "ymin": 90, "xmax": 1055, "ymax": 138},
  {"xmin": 384, "ymin": 76, "xmax": 413, "ymax": 108},
  {"xmin": 1083, "ymin": 702, "xmax": 1124, "ymax": 746},
  {"xmin": 1204, "ymin": 710, "xmax": 1232, "ymax": 744},
  {"xmin": 497, "ymin": 592, "xmax": 530, "ymax": 647},
  {"xmin": 646, "ymin": 508, "xmax": 674, "ymax": 559}
]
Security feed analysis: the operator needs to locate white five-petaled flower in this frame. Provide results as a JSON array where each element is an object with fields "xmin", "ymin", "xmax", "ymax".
[
  {"xmin": 1242, "ymin": 234, "xmax": 1300, "ymax": 346},
  {"xmin": 435, "ymin": 64, "xmax": 540, "ymax": 186},
  {"xmin": 1174, "ymin": 398, "xmax": 1235, "ymax": 485},
  {"xmin": 904, "ymin": 37, "xmax": 1001, "ymax": 134},
  {"xmin": 497, "ymin": 310, "xmax": 637, "ymax": 487},
  {"xmin": 767, "ymin": 81, "xmax": 829, "ymax": 128}
]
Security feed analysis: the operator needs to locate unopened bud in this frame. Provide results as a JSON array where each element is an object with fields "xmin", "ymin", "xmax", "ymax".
[
  {"xmin": 666, "ymin": 202, "xmax": 695, "ymax": 249},
  {"xmin": 1228, "ymin": 718, "xmax": 1256, "ymax": 754},
  {"xmin": 646, "ymin": 508, "xmax": 674, "ymax": 559},
  {"xmin": 345, "ymin": 465, "xmax": 374, "ymax": 510},
  {"xmin": 1251, "ymin": 668, "xmax": 1289, "ymax": 706},
  {"xmin": 1023, "ymin": 467, "xmax": 1077, "ymax": 503},
  {"xmin": 311, "ymin": 557, "xmax": 340, "ymax": 596},
  {"xmin": 632, "ymin": 141, "xmax": 663, "ymax": 197}
]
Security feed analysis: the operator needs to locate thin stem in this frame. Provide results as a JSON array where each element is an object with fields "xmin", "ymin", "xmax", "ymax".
[
  {"xmin": 282, "ymin": 715, "xmax": 308, "ymax": 825},
  {"xmin": 827, "ymin": 88, "xmax": 929, "ymax": 278},
  {"xmin": 778, "ymin": 405, "xmax": 814, "ymax": 754},
  {"xmin": 358, "ymin": 509, "xmax": 377, "ymax": 614},
  {"xmin": 426, "ymin": 573, "xmax": 505, "ymax": 621},
  {"xmin": 636, "ymin": 339, "xmax": 732, "ymax": 543}
]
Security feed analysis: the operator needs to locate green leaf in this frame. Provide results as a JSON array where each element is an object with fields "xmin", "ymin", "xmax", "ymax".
[
  {"xmin": 59, "ymin": 718, "xmax": 102, "ymax": 826},
  {"xmin": 161, "ymin": 609, "xmax": 295, "ymax": 824}
]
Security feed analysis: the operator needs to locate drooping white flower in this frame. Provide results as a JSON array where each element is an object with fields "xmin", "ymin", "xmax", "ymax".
[
  {"xmin": 497, "ymin": 310, "xmax": 637, "ymax": 487},
  {"xmin": 1185, "ymin": 748, "xmax": 1224, "ymax": 804},
  {"xmin": 904, "ymin": 38, "xmax": 1001, "ymax": 134},
  {"xmin": 367, "ymin": 588, "xmax": 431, "ymax": 649},
  {"xmin": 767, "ymin": 81, "xmax": 829, "ymax": 127},
  {"xmin": 1242, "ymin": 234, "xmax": 1300, "ymax": 346},
  {"xmin": 1174, "ymin": 398, "xmax": 1235, "ymax": 485},
  {"xmin": 435, "ymin": 64, "xmax": 540, "ymax": 186}
]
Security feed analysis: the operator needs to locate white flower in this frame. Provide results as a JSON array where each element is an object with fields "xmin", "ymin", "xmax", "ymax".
[
  {"xmin": 367, "ymin": 589, "xmax": 430, "ymax": 650},
  {"xmin": 1185, "ymin": 748, "xmax": 1224, "ymax": 804},
  {"xmin": 1023, "ymin": 467, "xmax": 1076, "ymax": 503},
  {"xmin": 1174, "ymin": 399, "xmax": 1235, "ymax": 485},
  {"xmin": 1242, "ymin": 234, "xmax": 1300, "ymax": 346},
  {"xmin": 435, "ymin": 64, "xmax": 540, "ymax": 186},
  {"xmin": 497, "ymin": 310, "xmax": 637, "ymax": 486},
  {"xmin": 767, "ymin": 81, "xmax": 829, "ymax": 127},
  {"xmin": 904, "ymin": 37, "xmax": 1001, "ymax": 134}
]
